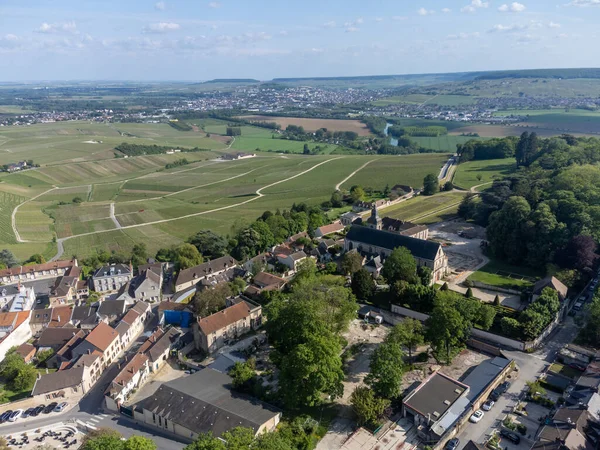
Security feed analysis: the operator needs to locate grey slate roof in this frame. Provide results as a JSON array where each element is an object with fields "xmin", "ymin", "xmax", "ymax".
[
  {"xmin": 70, "ymin": 305, "xmax": 98, "ymax": 323},
  {"xmin": 36, "ymin": 327, "xmax": 81, "ymax": 348},
  {"xmin": 97, "ymin": 300, "xmax": 127, "ymax": 318},
  {"xmin": 32, "ymin": 366, "xmax": 85, "ymax": 396},
  {"xmin": 403, "ymin": 372, "xmax": 468, "ymax": 419},
  {"xmin": 175, "ymin": 256, "xmax": 238, "ymax": 287},
  {"xmin": 136, "ymin": 368, "xmax": 280, "ymax": 436},
  {"xmin": 462, "ymin": 356, "xmax": 511, "ymax": 402},
  {"xmin": 345, "ymin": 225, "xmax": 441, "ymax": 261}
]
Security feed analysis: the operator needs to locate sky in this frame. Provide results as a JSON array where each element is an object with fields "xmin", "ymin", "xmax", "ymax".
[{"xmin": 1, "ymin": 0, "xmax": 600, "ymax": 81}]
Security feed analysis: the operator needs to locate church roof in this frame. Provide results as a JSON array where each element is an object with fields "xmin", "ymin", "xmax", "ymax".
[{"xmin": 346, "ymin": 225, "xmax": 441, "ymax": 261}]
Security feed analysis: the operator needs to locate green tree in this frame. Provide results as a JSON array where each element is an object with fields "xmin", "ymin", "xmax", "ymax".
[
  {"xmin": 519, "ymin": 309, "xmax": 546, "ymax": 341},
  {"xmin": 222, "ymin": 427, "xmax": 255, "ymax": 450},
  {"xmin": 229, "ymin": 361, "xmax": 255, "ymax": 390},
  {"xmin": 81, "ymin": 428, "xmax": 124, "ymax": 450},
  {"xmin": 123, "ymin": 436, "xmax": 157, "ymax": 450},
  {"xmin": 365, "ymin": 341, "xmax": 404, "ymax": 399},
  {"xmin": 229, "ymin": 277, "xmax": 247, "ymax": 295},
  {"xmin": 12, "ymin": 364, "xmax": 37, "ymax": 391},
  {"xmin": 486, "ymin": 196, "xmax": 531, "ymax": 265},
  {"xmin": 422, "ymin": 173, "xmax": 439, "ymax": 196},
  {"xmin": 130, "ymin": 243, "xmax": 148, "ymax": 268},
  {"xmin": 388, "ymin": 318, "xmax": 424, "ymax": 361},
  {"xmin": 350, "ymin": 386, "xmax": 390, "ymax": 426},
  {"xmin": 188, "ymin": 230, "xmax": 229, "ymax": 259},
  {"xmin": 493, "ymin": 295, "xmax": 500, "ymax": 306},
  {"xmin": 500, "ymin": 317, "xmax": 522, "ymax": 338},
  {"xmin": 184, "ymin": 433, "xmax": 226, "ymax": 450},
  {"xmin": 0, "ymin": 249, "xmax": 18, "ymax": 268},
  {"xmin": 426, "ymin": 301, "xmax": 470, "ymax": 364},
  {"xmin": 350, "ymin": 186, "xmax": 366, "ymax": 203},
  {"xmin": 382, "ymin": 247, "xmax": 417, "ymax": 284},
  {"xmin": 172, "ymin": 243, "xmax": 203, "ymax": 270},
  {"xmin": 194, "ymin": 283, "xmax": 231, "ymax": 317},
  {"xmin": 351, "ymin": 268, "xmax": 375, "ymax": 301},
  {"xmin": 251, "ymin": 432, "xmax": 293, "ymax": 450},
  {"xmin": 341, "ymin": 251, "xmax": 363, "ymax": 275},
  {"xmin": 72, "ymin": 196, "xmax": 83, "ymax": 204},
  {"xmin": 26, "ymin": 254, "xmax": 46, "ymax": 265},
  {"xmin": 465, "ymin": 287, "xmax": 473, "ymax": 298}
]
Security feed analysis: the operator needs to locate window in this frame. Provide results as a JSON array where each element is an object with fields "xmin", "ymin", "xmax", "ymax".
[
  {"xmin": 158, "ymin": 416, "xmax": 162, "ymax": 426},
  {"xmin": 152, "ymin": 413, "xmax": 156, "ymax": 423},
  {"xmin": 164, "ymin": 419, "xmax": 168, "ymax": 428}
]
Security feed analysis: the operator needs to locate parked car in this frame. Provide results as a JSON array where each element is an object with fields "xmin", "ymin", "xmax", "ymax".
[
  {"xmin": 43, "ymin": 402, "xmax": 57, "ymax": 414},
  {"xmin": 482, "ymin": 400, "xmax": 495, "ymax": 411},
  {"xmin": 445, "ymin": 438, "xmax": 460, "ymax": 450},
  {"xmin": 54, "ymin": 402, "xmax": 68, "ymax": 412},
  {"xmin": 31, "ymin": 405, "xmax": 45, "ymax": 417},
  {"xmin": 0, "ymin": 410, "xmax": 13, "ymax": 423},
  {"xmin": 574, "ymin": 302, "xmax": 583, "ymax": 311},
  {"xmin": 470, "ymin": 410, "xmax": 484, "ymax": 423},
  {"xmin": 569, "ymin": 362, "xmax": 587, "ymax": 372},
  {"xmin": 8, "ymin": 409, "xmax": 23, "ymax": 422},
  {"xmin": 500, "ymin": 429, "xmax": 521, "ymax": 444},
  {"xmin": 22, "ymin": 407, "xmax": 35, "ymax": 418}
]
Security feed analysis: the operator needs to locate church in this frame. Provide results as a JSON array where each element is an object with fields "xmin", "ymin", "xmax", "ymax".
[{"xmin": 344, "ymin": 207, "xmax": 449, "ymax": 283}]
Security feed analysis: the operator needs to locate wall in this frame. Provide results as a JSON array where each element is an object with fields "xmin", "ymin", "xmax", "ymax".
[
  {"xmin": 0, "ymin": 319, "xmax": 32, "ymax": 362},
  {"xmin": 471, "ymin": 281, "xmax": 521, "ymax": 295}
]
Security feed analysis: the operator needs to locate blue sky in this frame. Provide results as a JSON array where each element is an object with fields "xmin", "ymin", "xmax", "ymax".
[{"xmin": 1, "ymin": 0, "xmax": 599, "ymax": 81}]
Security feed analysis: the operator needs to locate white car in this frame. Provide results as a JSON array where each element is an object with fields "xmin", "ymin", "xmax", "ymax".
[
  {"xmin": 8, "ymin": 409, "xmax": 23, "ymax": 422},
  {"xmin": 482, "ymin": 400, "xmax": 495, "ymax": 411},
  {"xmin": 470, "ymin": 410, "xmax": 484, "ymax": 423},
  {"xmin": 54, "ymin": 402, "xmax": 68, "ymax": 412}
]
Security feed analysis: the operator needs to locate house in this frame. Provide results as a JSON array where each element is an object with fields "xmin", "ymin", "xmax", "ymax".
[
  {"xmin": 243, "ymin": 252, "xmax": 274, "ymax": 273},
  {"xmin": 46, "ymin": 329, "xmax": 87, "ymax": 369},
  {"xmin": 316, "ymin": 239, "xmax": 339, "ymax": 263},
  {"xmin": 358, "ymin": 305, "xmax": 383, "ymax": 324},
  {"xmin": 97, "ymin": 300, "xmax": 127, "ymax": 323},
  {"xmin": 91, "ymin": 264, "xmax": 133, "ymax": 293},
  {"xmin": 175, "ymin": 256, "xmax": 239, "ymax": 293},
  {"xmin": 0, "ymin": 285, "xmax": 35, "ymax": 312},
  {"xmin": 380, "ymin": 218, "xmax": 429, "ymax": 240},
  {"xmin": 194, "ymin": 296, "xmax": 262, "ymax": 354},
  {"xmin": 48, "ymin": 305, "xmax": 73, "ymax": 328},
  {"xmin": 116, "ymin": 263, "xmax": 163, "ymax": 303},
  {"xmin": 0, "ymin": 311, "xmax": 31, "ymax": 362},
  {"xmin": 36, "ymin": 327, "xmax": 82, "ymax": 352},
  {"xmin": 49, "ymin": 266, "xmax": 88, "ymax": 307},
  {"xmin": 353, "ymin": 199, "xmax": 391, "ymax": 212},
  {"xmin": 364, "ymin": 255, "xmax": 383, "ymax": 278},
  {"xmin": 340, "ymin": 211, "xmax": 362, "ymax": 227},
  {"xmin": 69, "ymin": 305, "xmax": 99, "ymax": 330},
  {"xmin": 72, "ymin": 321, "xmax": 122, "ymax": 371},
  {"xmin": 133, "ymin": 368, "xmax": 280, "ymax": 440},
  {"xmin": 137, "ymin": 327, "xmax": 180, "ymax": 372},
  {"xmin": 245, "ymin": 272, "xmax": 286, "ymax": 297},
  {"xmin": 29, "ymin": 308, "xmax": 53, "ymax": 334},
  {"xmin": 276, "ymin": 251, "xmax": 307, "ymax": 272},
  {"xmin": 0, "ymin": 259, "xmax": 77, "ymax": 284},
  {"xmin": 314, "ymin": 222, "xmax": 345, "ymax": 238},
  {"xmin": 31, "ymin": 365, "xmax": 90, "ymax": 404},
  {"xmin": 533, "ymin": 276, "xmax": 569, "ymax": 302},
  {"xmin": 15, "ymin": 343, "xmax": 36, "ymax": 363},
  {"xmin": 534, "ymin": 407, "xmax": 599, "ymax": 450},
  {"xmin": 344, "ymin": 225, "xmax": 449, "ymax": 283},
  {"xmin": 402, "ymin": 372, "xmax": 471, "ymax": 443},
  {"xmin": 221, "ymin": 152, "xmax": 256, "ymax": 160},
  {"xmin": 559, "ymin": 344, "xmax": 596, "ymax": 366},
  {"xmin": 105, "ymin": 352, "xmax": 150, "ymax": 411},
  {"xmin": 157, "ymin": 302, "xmax": 193, "ymax": 328},
  {"xmin": 114, "ymin": 302, "xmax": 151, "ymax": 349}
]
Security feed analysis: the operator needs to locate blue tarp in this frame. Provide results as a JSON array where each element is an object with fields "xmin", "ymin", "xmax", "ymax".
[{"xmin": 163, "ymin": 310, "xmax": 193, "ymax": 328}]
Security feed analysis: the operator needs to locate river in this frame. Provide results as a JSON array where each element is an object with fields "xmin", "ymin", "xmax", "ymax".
[{"xmin": 383, "ymin": 122, "xmax": 398, "ymax": 146}]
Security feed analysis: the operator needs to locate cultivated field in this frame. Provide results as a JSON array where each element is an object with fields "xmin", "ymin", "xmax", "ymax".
[
  {"xmin": 382, "ymin": 191, "xmax": 467, "ymax": 224},
  {"xmin": 239, "ymin": 115, "xmax": 372, "ymax": 136},
  {"xmin": 448, "ymin": 124, "xmax": 591, "ymax": 138},
  {"xmin": 410, "ymin": 135, "xmax": 487, "ymax": 151},
  {"xmin": 452, "ymin": 158, "xmax": 516, "ymax": 190},
  {"xmin": 373, "ymin": 94, "xmax": 477, "ymax": 107}
]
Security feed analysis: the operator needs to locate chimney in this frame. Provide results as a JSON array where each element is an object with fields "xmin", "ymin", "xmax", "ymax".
[{"xmin": 87, "ymin": 349, "xmax": 91, "ymax": 355}]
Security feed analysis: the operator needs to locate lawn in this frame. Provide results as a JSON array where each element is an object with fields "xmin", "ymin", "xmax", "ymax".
[
  {"xmin": 468, "ymin": 259, "xmax": 541, "ymax": 291},
  {"xmin": 382, "ymin": 192, "xmax": 467, "ymax": 223},
  {"xmin": 452, "ymin": 158, "xmax": 517, "ymax": 190},
  {"xmin": 549, "ymin": 363, "xmax": 583, "ymax": 380}
]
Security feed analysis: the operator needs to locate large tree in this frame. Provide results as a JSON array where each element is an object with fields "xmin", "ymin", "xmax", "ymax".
[
  {"xmin": 426, "ymin": 301, "xmax": 471, "ymax": 364},
  {"xmin": 350, "ymin": 386, "xmax": 390, "ymax": 426},
  {"xmin": 193, "ymin": 283, "xmax": 231, "ymax": 317},
  {"xmin": 172, "ymin": 243, "xmax": 204, "ymax": 270},
  {"xmin": 183, "ymin": 434, "xmax": 226, "ymax": 450},
  {"xmin": 341, "ymin": 251, "xmax": 363, "ymax": 275},
  {"xmin": 388, "ymin": 318, "xmax": 424, "ymax": 361},
  {"xmin": 188, "ymin": 230, "xmax": 229, "ymax": 259},
  {"xmin": 221, "ymin": 427, "xmax": 255, "ymax": 450},
  {"xmin": 382, "ymin": 247, "xmax": 417, "ymax": 285},
  {"xmin": 556, "ymin": 235, "xmax": 597, "ymax": 272},
  {"xmin": 351, "ymin": 268, "xmax": 375, "ymax": 301},
  {"xmin": 486, "ymin": 196, "xmax": 532, "ymax": 264},
  {"xmin": 0, "ymin": 249, "xmax": 18, "ymax": 268},
  {"xmin": 365, "ymin": 341, "xmax": 404, "ymax": 399},
  {"xmin": 81, "ymin": 428, "xmax": 124, "ymax": 450},
  {"xmin": 422, "ymin": 173, "xmax": 439, "ymax": 196},
  {"xmin": 123, "ymin": 437, "xmax": 157, "ymax": 450}
]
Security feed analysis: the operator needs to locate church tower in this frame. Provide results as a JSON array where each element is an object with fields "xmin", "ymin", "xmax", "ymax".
[{"xmin": 366, "ymin": 205, "xmax": 382, "ymax": 230}]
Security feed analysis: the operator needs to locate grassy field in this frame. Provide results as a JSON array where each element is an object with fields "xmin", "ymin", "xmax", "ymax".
[
  {"xmin": 239, "ymin": 116, "xmax": 371, "ymax": 135},
  {"xmin": 0, "ymin": 192, "xmax": 27, "ymax": 244},
  {"xmin": 468, "ymin": 259, "xmax": 541, "ymax": 290},
  {"xmin": 452, "ymin": 158, "xmax": 517, "ymax": 189},
  {"xmin": 410, "ymin": 135, "xmax": 487, "ymax": 151},
  {"xmin": 382, "ymin": 191, "xmax": 467, "ymax": 223},
  {"xmin": 231, "ymin": 136, "xmax": 338, "ymax": 154},
  {"xmin": 373, "ymin": 94, "xmax": 477, "ymax": 107}
]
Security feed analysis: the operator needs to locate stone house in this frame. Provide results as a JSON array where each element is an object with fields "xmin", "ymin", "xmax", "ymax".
[
  {"xmin": 91, "ymin": 264, "xmax": 133, "ymax": 293},
  {"xmin": 174, "ymin": 256, "xmax": 238, "ymax": 293}
]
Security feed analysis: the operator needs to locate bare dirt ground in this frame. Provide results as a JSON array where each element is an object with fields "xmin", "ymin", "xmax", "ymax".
[
  {"xmin": 210, "ymin": 134, "xmax": 233, "ymax": 144},
  {"xmin": 239, "ymin": 115, "xmax": 372, "ymax": 136},
  {"xmin": 124, "ymin": 360, "xmax": 188, "ymax": 406}
]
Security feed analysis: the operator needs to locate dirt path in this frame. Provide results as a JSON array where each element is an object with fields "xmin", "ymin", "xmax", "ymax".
[
  {"xmin": 49, "ymin": 157, "xmax": 343, "ymax": 260},
  {"xmin": 109, "ymin": 203, "xmax": 121, "ymax": 229},
  {"xmin": 334, "ymin": 159, "xmax": 377, "ymax": 191}
]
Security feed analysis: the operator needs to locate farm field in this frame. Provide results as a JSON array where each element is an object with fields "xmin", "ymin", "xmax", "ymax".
[
  {"xmin": 339, "ymin": 154, "xmax": 449, "ymax": 191},
  {"xmin": 382, "ymin": 191, "xmax": 467, "ymax": 223},
  {"xmin": 410, "ymin": 135, "xmax": 487, "ymax": 151},
  {"xmin": 448, "ymin": 124, "xmax": 589, "ymax": 138},
  {"xmin": 452, "ymin": 158, "xmax": 516, "ymax": 190},
  {"xmin": 0, "ymin": 192, "xmax": 27, "ymax": 244},
  {"xmin": 231, "ymin": 136, "xmax": 338, "ymax": 154},
  {"xmin": 14, "ymin": 202, "xmax": 55, "ymax": 242},
  {"xmin": 239, "ymin": 115, "xmax": 372, "ymax": 136},
  {"xmin": 373, "ymin": 94, "xmax": 477, "ymax": 106}
]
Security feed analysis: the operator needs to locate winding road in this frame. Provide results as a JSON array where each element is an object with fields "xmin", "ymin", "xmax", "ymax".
[{"xmin": 334, "ymin": 159, "xmax": 377, "ymax": 191}]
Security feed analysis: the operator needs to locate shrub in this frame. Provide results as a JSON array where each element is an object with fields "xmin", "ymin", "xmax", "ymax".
[
  {"xmin": 517, "ymin": 424, "xmax": 527, "ymax": 435},
  {"xmin": 464, "ymin": 279, "xmax": 474, "ymax": 288}
]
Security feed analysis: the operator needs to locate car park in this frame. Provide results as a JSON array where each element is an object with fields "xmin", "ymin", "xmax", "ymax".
[
  {"xmin": 54, "ymin": 402, "xmax": 68, "ymax": 412},
  {"xmin": 445, "ymin": 438, "xmax": 460, "ymax": 450},
  {"xmin": 8, "ymin": 409, "xmax": 23, "ymax": 422},
  {"xmin": 43, "ymin": 402, "xmax": 57, "ymax": 414},
  {"xmin": 500, "ymin": 429, "xmax": 521, "ymax": 444},
  {"xmin": 470, "ymin": 410, "xmax": 484, "ymax": 423},
  {"xmin": 31, "ymin": 405, "xmax": 45, "ymax": 417},
  {"xmin": 482, "ymin": 400, "xmax": 495, "ymax": 411}
]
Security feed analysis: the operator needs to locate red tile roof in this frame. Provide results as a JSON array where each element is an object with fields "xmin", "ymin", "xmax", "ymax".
[
  {"xmin": 198, "ymin": 302, "xmax": 253, "ymax": 335},
  {"xmin": 85, "ymin": 321, "xmax": 119, "ymax": 352},
  {"xmin": 0, "ymin": 260, "xmax": 75, "ymax": 278},
  {"xmin": 48, "ymin": 306, "xmax": 73, "ymax": 328}
]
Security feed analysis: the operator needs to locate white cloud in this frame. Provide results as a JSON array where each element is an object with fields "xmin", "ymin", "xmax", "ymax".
[
  {"xmin": 498, "ymin": 2, "xmax": 526, "ymax": 12},
  {"xmin": 461, "ymin": 0, "xmax": 489, "ymax": 13},
  {"xmin": 517, "ymin": 34, "xmax": 539, "ymax": 42},
  {"xmin": 417, "ymin": 7, "xmax": 435, "ymax": 15},
  {"xmin": 323, "ymin": 21, "xmax": 337, "ymax": 28},
  {"xmin": 442, "ymin": 8, "xmax": 452, "ymax": 13},
  {"xmin": 345, "ymin": 27, "xmax": 359, "ymax": 33},
  {"xmin": 143, "ymin": 22, "xmax": 181, "ymax": 33},
  {"xmin": 374, "ymin": 17, "xmax": 384, "ymax": 22},
  {"xmin": 568, "ymin": 0, "xmax": 600, "ymax": 5},
  {"xmin": 392, "ymin": 15, "xmax": 407, "ymax": 20},
  {"xmin": 208, "ymin": 2, "xmax": 220, "ymax": 7},
  {"xmin": 355, "ymin": 17, "xmax": 364, "ymax": 24},
  {"xmin": 155, "ymin": 1, "xmax": 166, "ymax": 10},
  {"xmin": 447, "ymin": 31, "xmax": 480, "ymax": 39},
  {"xmin": 35, "ymin": 21, "xmax": 78, "ymax": 34},
  {"xmin": 557, "ymin": 33, "xmax": 569, "ymax": 38},
  {"xmin": 488, "ymin": 23, "xmax": 528, "ymax": 32},
  {"xmin": 548, "ymin": 21, "xmax": 561, "ymax": 28}
]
